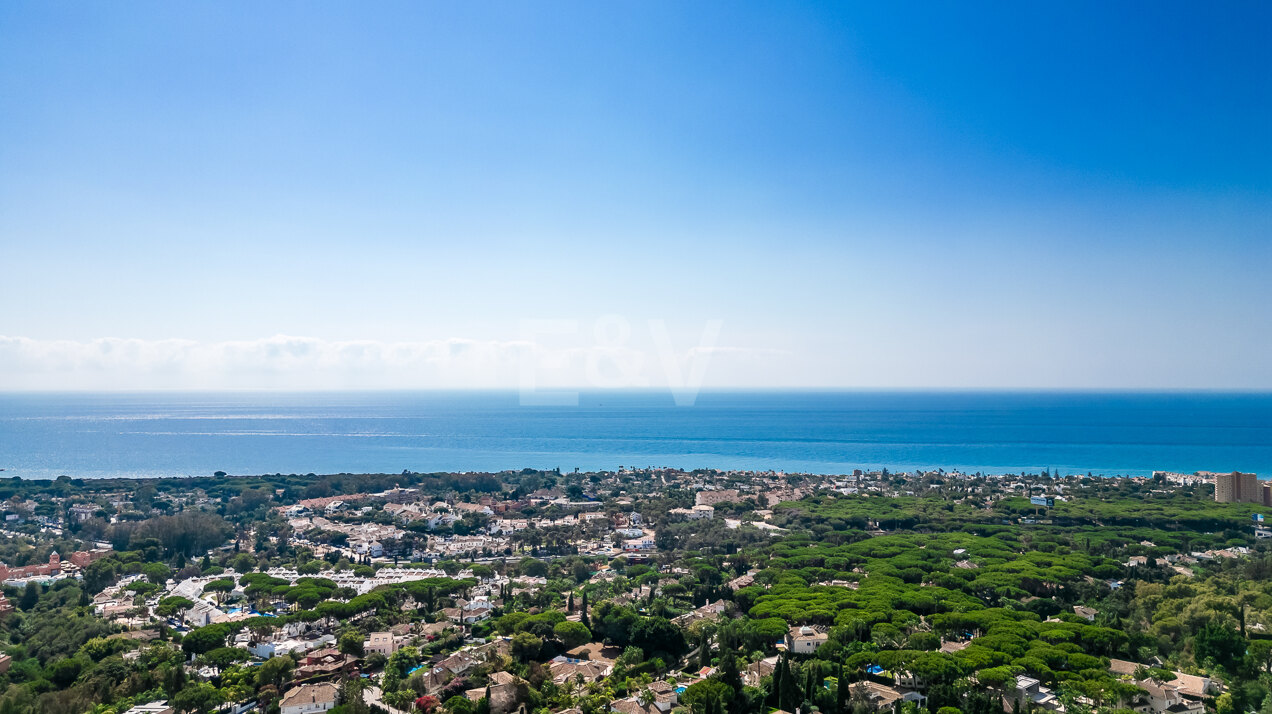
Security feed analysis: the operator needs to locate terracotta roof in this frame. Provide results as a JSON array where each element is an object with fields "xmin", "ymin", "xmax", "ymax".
[{"xmin": 279, "ymin": 683, "xmax": 338, "ymax": 709}]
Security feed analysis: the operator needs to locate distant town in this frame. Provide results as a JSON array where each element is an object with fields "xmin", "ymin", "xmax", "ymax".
[{"xmin": 0, "ymin": 466, "xmax": 1268, "ymax": 714}]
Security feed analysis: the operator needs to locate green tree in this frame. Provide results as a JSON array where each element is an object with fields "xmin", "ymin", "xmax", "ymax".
[
  {"xmin": 173, "ymin": 682, "xmax": 223, "ymax": 714},
  {"xmin": 511, "ymin": 632, "xmax": 543, "ymax": 662},
  {"xmin": 47, "ymin": 657, "xmax": 84, "ymax": 686},
  {"xmin": 182, "ymin": 624, "xmax": 232, "ymax": 656},
  {"xmin": 140, "ymin": 561, "xmax": 173, "ymax": 584},
  {"xmin": 975, "ymin": 666, "xmax": 1021, "ymax": 690},
  {"xmin": 446, "ymin": 696, "xmax": 476, "ymax": 714},
  {"xmin": 340, "ymin": 630, "xmax": 366, "ymax": 657},
  {"xmin": 202, "ymin": 577, "xmax": 235, "ymax": 605},
  {"xmin": 682, "ymin": 679, "xmax": 732, "ymax": 714},
  {"xmin": 164, "ymin": 659, "xmax": 189, "ymax": 698},
  {"xmin": 554, "ymin": 621, "xmax": 592, "ymax": 649},
  {"xmin": 383, "ymin": 646, "xmax": 420, "ymax": 695},
  {"xmin": 717, "ymin": 648, "xmax": 745, "ymax": 714},
  {"xmin": 835, "ymin": 663, "xmax": 848, "ymax": 714},
  {"xmin": 1248, "ymin": 639, "xmax": 1272, "ymax": 673},
  {"xmin": 1196, "ymin": 621, "xmax": 1246, "ymax": 670},
  {"xmin": 256, "ymin": 655, "xmax": 294, "ymax": 689},
  {"xmin": 777, "ymin": 654, "xmax": 797, "ymax": 712},
  {"xmin": 157, "ymin": 595, "xmax": 196, "ymax": 617},
  {"xmin": 338, "ymin": 676, "xmax": 371, "ymax": 714},
  {"xmin": 200, "ymin": 646, "xmax": 249, "ymax": 673},
  {"xmin": 19, "ymin": 581, "xmax": 39, "ymax": 610}
]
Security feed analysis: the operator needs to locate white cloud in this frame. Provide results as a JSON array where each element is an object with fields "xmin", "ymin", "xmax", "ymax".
[{"xmin": 0, "ymin": 334, "xmax": 792, "ymax": 390}]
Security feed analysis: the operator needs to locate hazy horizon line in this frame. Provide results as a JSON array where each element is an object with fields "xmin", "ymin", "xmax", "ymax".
[{"xmin": 4, "ymin": 387, "xmax": 1272, "ymax": 395}]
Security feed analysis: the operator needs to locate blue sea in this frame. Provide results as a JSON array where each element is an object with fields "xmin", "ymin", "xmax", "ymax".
[{"xmin": 0, "ymin": 391, "xmax": 1270, "ymax": 480}]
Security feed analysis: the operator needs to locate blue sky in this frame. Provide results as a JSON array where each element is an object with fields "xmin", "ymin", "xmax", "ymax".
[{"xmin": 1, "ymin": 2, "xmax": 1269, "ymax": 389}]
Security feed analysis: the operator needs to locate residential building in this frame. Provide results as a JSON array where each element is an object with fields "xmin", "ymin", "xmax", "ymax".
[
  {"xmin": 439, "ymin": 651, "xmax": 477, "ymax": 676},
  {"xmin": 1008, "ymin": 676, "xmax": 1061, "ymax": 712},
  {"xmin": 1212, "ymin": 471, "xmax": 1261, "ymax": 503},
  {"xmin": 610, "ymin": 681, "xmax": 679, "ymax": 714},
  {"xmin": 1108, "ymin": 660, "xmax": 1213, "ymax": 713},
  {"xmin": 365, "ymin": 632, "xmax": 399, "ymax": 656},
  {"xmin": 182, "ymin": 600, "xmax": 222, "ymax": 627},
  {"xmin": 295, "ymin": 648, "xmax": 358, "ymax": 679},
  {"xmin": 694, "ymin": 490, "xmax": 739, "ymax": 507},
  {"xmin": 0, "ymin": 552, "xmax": 61, "ymax": 581},
  {"xmin": 1134, "ymin": 679, "xmax": 1205, "ymax": 714},
  {"xmin": 70, "ymin": 504, "xmax": 99, "ymax": 522},
  {"xmin": 1073, "ymin": 605, "xmax": 1098, "ymax": 621},
  {"xmin": 623, "ymin": 534, "xmax": 656, "ymax": 552},
  {"xmin": 549, "ymin": 657, "xmax": 612, "ymax": 685},
  {"xmin": 69, "ymin": 548, "xmax": 112, "ymax": 568},
  {"xmin": 673, "ymin": 600, "xmax": 728, "ymax": 627},
  {"xmin": 939, "ymin": 639, "xmax": 971, "ymax": 654},
  {"xmin": 848, "ymin": 682, "xmax": 925, "ymax": 712},
  {"xmin": 785, "ymin": 625, "xmax": 828, "ymax": 654},
  {"xmin": 465, "ymin": 671, "xmax": 526, "ymax": 714},
  {"xmin": 280, "ymin": 683, "xmax": 339, "ymax": 714},
  {"xmin": 123, "ymin": 702, "xmax": 174, "ymax": 714},
  {"xmin": 743, "ymin": 655, "xmax": 779, "ymax": 687},
  {"xmin": 894, "ymin": 671, "xmax": 926, "ymax": 689}
]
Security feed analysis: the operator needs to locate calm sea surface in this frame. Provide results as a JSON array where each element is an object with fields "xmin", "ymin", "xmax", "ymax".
[{"xmin": 0, "ymin": 391, "xmax": 1270, "ymax": 480}]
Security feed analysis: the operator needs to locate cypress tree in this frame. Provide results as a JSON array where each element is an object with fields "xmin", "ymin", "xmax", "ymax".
[
  {"xmin": 772, "ymin": 657, "xmax": 784, "ymax": 708},
  {"xmin": 719, "ymin": 649, "xmax": 744, "ymax": 713},
  {"xmin": 164, "ymin": 662, "xmax": 187, "ymax": 698},
  {"xmin": 19, "ymin": 582, "xmax": 38, "ymax": 611},
  {"xmin": 836, "ymin": 663, "xmax": 847, "ymax": 714},
  {"xmin": 779, "ymin": 654, "xmax": 798, "ymax": 712}
]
